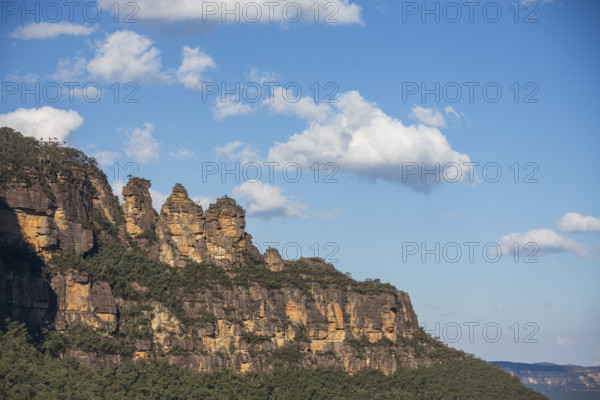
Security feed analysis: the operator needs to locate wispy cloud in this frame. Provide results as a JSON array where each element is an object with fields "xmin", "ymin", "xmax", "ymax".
[
  {"xmin": 499, "ymin": 228, "xmax": 590, "ymax": 259},
  {"xmin": 11, "ymin": 22, "xmax": 96, "ymax": 40}
]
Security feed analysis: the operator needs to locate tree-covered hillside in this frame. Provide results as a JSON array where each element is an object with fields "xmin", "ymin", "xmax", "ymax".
[{"xmin": 1, "ymin": 319, "xmax": 547, "ymax": 400}]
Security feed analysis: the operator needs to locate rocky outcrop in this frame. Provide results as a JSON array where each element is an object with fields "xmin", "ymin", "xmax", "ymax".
[
  {"xmin": 120, "ymin": 180, "xmax": 260, "ymax": 268},
  {"xmin": 157, "ymin": 184, "xmax": 206, "ymax": 267},
  {"xmin": 204, "ymin": 196, "xmax": 260, "ymax": 266},
  {"xmin": 155, "ymin": 185, "xmax": 260, "ymax": 267},
  {"xmin": 265, "ymin": 248, "xmax": 284, "ymax": 271},
  {"xmin": 121, "ymin": 178, "xmax": 157, "ymax": 237}
]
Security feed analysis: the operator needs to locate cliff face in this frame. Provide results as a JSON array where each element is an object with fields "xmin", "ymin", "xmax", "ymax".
[
  {"xmin": 0, "ymin": 128, "xmax": 453, "ymax": 375},
  {"xmin": 0, "ymin": 128, "xmax": 121, "ymax": 261},
  {"xmin": 0, "ymin": 175, "xmax": 120, "ymax": 259}
]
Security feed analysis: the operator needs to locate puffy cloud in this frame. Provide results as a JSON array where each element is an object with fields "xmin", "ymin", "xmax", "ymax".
[
  {"xmin": 232, "ymin": 181, "xmax": 306, "ymax": 219},
  {"xmin": 557, "ymin": 212, "xmax": 600, "ymax": 233},
  {"xmin": 266, "ymin": 87, "xmax": 332, "ymax": 123},
  {"xmin": 98, "ymin": 0, "xmax": 362, "ymax": 24},
  {"xmin": 213, "ymin": 98, "xmax": 255, "ymax": 120},
  {"xmin": 168, "ymin": 148, "xmax": 194, "ymax": 160},
  {"xmin": 266, "ymin": 90, "xmax": 471, "ymax": 191},
  {"xmin": 411, "ymin": 106, "xmax": 446, "ymax": 128},
  {"xmin": 11, "ymin": 22, "xmax": 96, "ymax": 40},
  {"xmin": 176, "ymin": 46, "xmax": 216, "ymax": 90},
  {"xmin": 87, "ymin": 30, "xmax": 170, "ymax": 84},
  {"xmin": 499, "ymin": 228, "xmax": 590, "ymax": 259},
  {"xmin": 123, "ymin": 123, "xmax": 161, "ymax": 164},
  {"xmin": 0, "ymin": 106, "xmax": 82, "ymax": 142}
]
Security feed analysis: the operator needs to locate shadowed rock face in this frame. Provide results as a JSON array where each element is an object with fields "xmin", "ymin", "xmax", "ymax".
[{"xmin": 0, "ymin": 129, "xmax": 450, "ymax": 374}]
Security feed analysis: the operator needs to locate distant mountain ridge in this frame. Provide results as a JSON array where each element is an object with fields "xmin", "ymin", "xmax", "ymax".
[{"xmin": 491, "ymin": 361, "xmax": 600, "ymax": 400}]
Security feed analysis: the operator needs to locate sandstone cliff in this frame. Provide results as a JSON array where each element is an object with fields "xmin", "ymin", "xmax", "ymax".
[
  {"xmin": 120, "ymin": 178, "xmax": 261, "ymax": 268},
  {"xmin": 0, "ymin": 128, "xmax": 458, "ymax": 374},
  {"xmin": 0, "ymin": 128, "xmax": 122, "ymax": 261}
]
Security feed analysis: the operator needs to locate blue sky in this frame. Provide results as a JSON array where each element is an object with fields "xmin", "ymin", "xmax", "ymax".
[{"xmin": 1, "ymin": 0, "xmax": 599, "ymax": 366}]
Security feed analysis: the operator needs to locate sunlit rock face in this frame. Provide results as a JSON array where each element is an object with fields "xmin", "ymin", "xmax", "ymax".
[
  {"xmin": 157, "ymin": 183, "xmax": 206, "ymax": 267},
  {"xmin": 122, "ymin": 177, "xmax": 157, "ymax": 238}
]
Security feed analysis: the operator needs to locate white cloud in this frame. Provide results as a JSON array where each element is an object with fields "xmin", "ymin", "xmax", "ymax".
[
  {"xmin": 444, "ymin": 106, "xmax": 461, "ymax": 122},
  {"xmin": 215, "ymin": 141, "xmax": 260, "ymax": 164},
  {"xmin": 247, "ymin": 67, "xmax": 282, "ymax": 84},
  {"xmin": 10, "ymin": 22, "xmax": 96, "ymax": 40},
  {"xmin": 88, "ymin": 30, "xmax": 170, "ymax": 84},
  {"xmin": 266, "ymin": 87, "xmax": 332, "ymax": 124},
  {"xmin": 499, "ymin": 228, "xmax": 590, "ymax": 259},
  {"xmin": 191, "ymin": 195, "xmax": 212, "ymax": 210},
  {"xmin": 168, "ymin": 148, "xmax": 194, "ymax": 160},
  {"xmin": 557, "ymin": 212, "xmax": 600, "ymax": 233},
  {"xmin": 52, "ymin": 56, "xmax": 87, "ymax": 81},
  {"xmin": 97, "ymin": 0, "xmax": 363, "ymax": 24},
  {"xmin": 123, "ymin": 123, "xmax": 161, "ymax": 164},
  {"xmin": 92, "ymin": 151, "xmax": 120, "ymax": 166},
  {"xmin": 0, "ymin": 106, "xmax": 83, "ymax": 142},
  {"xmin": 232, "ymin": 181, "xmax": 307, "ymax": 219},
  {"xmin": 176, "ymin": 46, "xmax": 216, "ymax": 90},
  {"xmin": 213, "ymin": 98, "xmax": 255, "ymax": 120},
  {"xmin": 411, "ymin": 106, "xmax": 446, "ymax": 128},
  {"xmin": 265, "ymin": 90, "xmax": 471, "ymax": 191}
]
